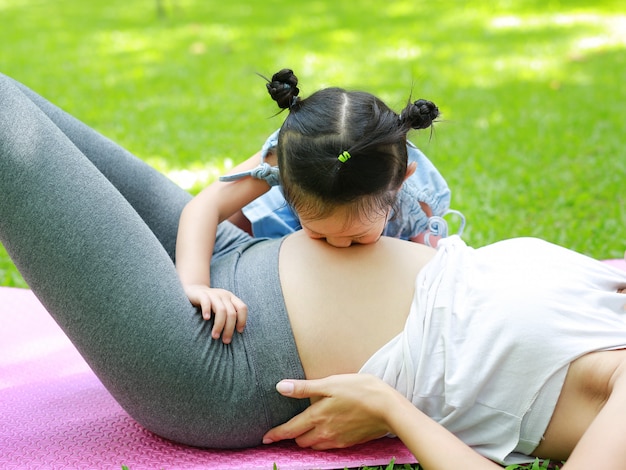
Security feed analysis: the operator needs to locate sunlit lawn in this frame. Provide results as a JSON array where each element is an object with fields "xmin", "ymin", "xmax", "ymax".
[
  {"xmin": 1, "ymin": 1, "xmax": 625, "ymax": 468},
  {"xmin": 2, "ymin": 0, "xmax": 625, "ymax": 288}
]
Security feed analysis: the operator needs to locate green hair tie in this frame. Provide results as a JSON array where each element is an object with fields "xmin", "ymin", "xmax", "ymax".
[{"xmin": 338, "ymin": 151, "xmax": 351, "ymax": 163}]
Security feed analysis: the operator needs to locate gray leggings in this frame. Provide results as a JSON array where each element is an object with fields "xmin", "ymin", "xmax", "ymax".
[{"xmin": 0, "ymin": 73, "xmax": 307, "ymax": 448}]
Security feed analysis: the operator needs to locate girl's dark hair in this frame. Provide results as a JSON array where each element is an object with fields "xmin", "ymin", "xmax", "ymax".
[{"xmin": 265, "ymin": 68, "xmax": 439, "ymax": 222}]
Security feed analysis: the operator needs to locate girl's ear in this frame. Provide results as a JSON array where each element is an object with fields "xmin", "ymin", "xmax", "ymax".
[{"xmin": 404, "ymin": 161, "xmax": 417, "ymax": 181}]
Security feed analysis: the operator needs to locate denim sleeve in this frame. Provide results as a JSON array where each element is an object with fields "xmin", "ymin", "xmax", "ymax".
[
  {"xmin": 242, "ymin": 186, "xmax": 300, "ymax": 238},
  {"xmin": 219, "ymin": 129, "xmax": 281, "ymax": 187},
  {"xmin": 260, "ymin": 129, "xmax": 280, "ymax": 161},
  {"xmin": 241, "ymin": 130, "xmax": 302, "ymax": 238},
  {"xmin": 383, "ymin": 141, "xmax": 451, "ymax": 239}
]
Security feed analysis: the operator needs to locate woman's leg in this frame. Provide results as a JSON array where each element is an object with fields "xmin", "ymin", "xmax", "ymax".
[
  {"xmin": 0, "ymin": 74, "xmax": 283, "ymax": 447},
  {"xmin": 4, "ymin": 75, "xmax": 190, "ymax": 260}
]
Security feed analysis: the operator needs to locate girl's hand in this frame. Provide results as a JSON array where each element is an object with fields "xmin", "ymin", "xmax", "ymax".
[
  {"xmin": 262, "ymin": 374, "xmax": 394, "ymax": 449},
  {"xmin": 183, "ymin": 285, "xmax": 248, "ymax": 343},
  {"xmin": 410, "ymin": 230, "xmax": 442, "ymax": 248}
]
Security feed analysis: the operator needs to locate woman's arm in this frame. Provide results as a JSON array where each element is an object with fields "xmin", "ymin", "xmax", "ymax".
[
  {"xmin": 555, "ymin": 364, "xmax": 626, "ymax": 470},
  {"xmin": 263, "ymin": 374, "xmax": 502, "ymax": 470},
  {"xmin": 175, "ymin": 151, "xmax": 271, "ymax": 343}
]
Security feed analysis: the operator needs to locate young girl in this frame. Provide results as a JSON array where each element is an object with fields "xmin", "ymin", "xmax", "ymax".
[{"xmin": 176, "ymin": 69, "xmax": 464, "ymax": 341}]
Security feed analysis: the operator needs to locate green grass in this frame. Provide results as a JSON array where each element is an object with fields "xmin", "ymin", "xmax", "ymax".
[
  {"xmin": 1, "ymin": 0, "xmax": 625, "ymax": 287},
  {"xmin": 356, "ymin": 457, "xmax": 561, "ymax": 469},
  {"xmin": 2, "ymin": 1, "xmax": 625, "ymax": 468}
]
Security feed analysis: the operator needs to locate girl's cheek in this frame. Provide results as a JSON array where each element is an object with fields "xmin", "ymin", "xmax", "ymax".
[
  {"xmin": 356, "ymin": 234, "xmax": 382, "ymax": 245},
  {"xmin": 303, "ymin": 230, "xmax": 323, "ymax": 240}
]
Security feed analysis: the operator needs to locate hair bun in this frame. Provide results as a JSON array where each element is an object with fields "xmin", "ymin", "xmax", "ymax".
[
  {"xmin": 266, "ymin": 69, "xmax": 300, "ymax": 109},
  {"xmin": 403, "ymin": 99, "xmax": 439, "ymax": 130}
]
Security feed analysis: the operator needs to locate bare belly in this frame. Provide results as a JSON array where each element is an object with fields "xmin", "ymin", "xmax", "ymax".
[{"xmin": 532, "ymin": 349, "xmax": 626, "ymax": 460}]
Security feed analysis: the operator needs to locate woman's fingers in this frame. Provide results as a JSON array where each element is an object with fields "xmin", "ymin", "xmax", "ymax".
[
  {"xmin": 263, "ymin": 379, "xmax": 329, "ymax": 444},
  {"xmin": 276, "ymin": 379, "xmax": 325, "ymax": 398},
  {"xmin": 265, "ymin": 375, "xmax": 393, "ymax": 449},
  {"xmin": 262, "ymin": 410, "xmax": 316, "ymax": 444}
]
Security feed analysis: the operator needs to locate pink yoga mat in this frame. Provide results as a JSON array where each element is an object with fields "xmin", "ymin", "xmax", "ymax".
[{"xmin": 0, "ymin": 286, "xmax": 416, "ymax": 470}]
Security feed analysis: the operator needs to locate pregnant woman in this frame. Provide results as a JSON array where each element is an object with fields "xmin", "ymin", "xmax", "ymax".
[{"xmin": 2, "ymin": 72, "xmax": 626, "ymax": 468}]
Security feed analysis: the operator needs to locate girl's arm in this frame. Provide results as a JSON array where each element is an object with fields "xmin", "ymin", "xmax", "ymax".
[
  {"xmin": 263, "ymin": 374, "xmax": 502, "ymax": 470},
  {"xmin": 410, "ymin": 201, "xmax": 441, "ymax": 246},
  {"xmin": 176, "ymin": 150, "xmax": 272, "ymax": 343}
]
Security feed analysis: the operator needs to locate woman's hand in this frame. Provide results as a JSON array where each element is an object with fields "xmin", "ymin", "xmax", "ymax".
[
  {"xmin": 262, "ymin": 374, "xmax": 395, "ymax": 449},
  {"xmin": 265, "ymin": 374, "xmax": 503, "ymax": 470},
  {"xmin": 183, "ymin": 284, "xmax": 247, "ymax": 344}
]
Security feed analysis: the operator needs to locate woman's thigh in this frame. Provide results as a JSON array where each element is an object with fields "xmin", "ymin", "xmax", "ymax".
[
  {"xmin": 6, "ymin": 74, "xmax": 191, "ymax": 260},
  {"xmin": 0, "ymin": 73, "xmax": 305, "ymax": 447}
]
